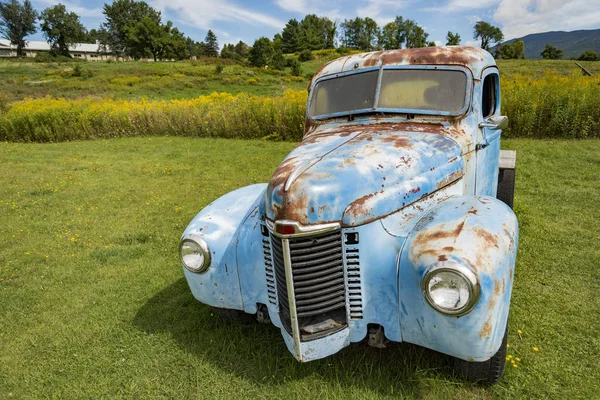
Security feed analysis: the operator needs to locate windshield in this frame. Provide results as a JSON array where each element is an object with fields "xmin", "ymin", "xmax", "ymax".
[{"xmin": 309, "ymin": 68, "xmax": 468, "ymax": 118}]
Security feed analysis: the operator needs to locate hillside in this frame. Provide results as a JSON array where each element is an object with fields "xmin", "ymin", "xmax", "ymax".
[{"xmin": 495, "ymin": 29, "xmax": 600, "ymax": 59}]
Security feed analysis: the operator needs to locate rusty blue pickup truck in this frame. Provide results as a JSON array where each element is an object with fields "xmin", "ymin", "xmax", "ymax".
[{"xmin": 179, "ymin": 46, "xmax": 519, "ymax": 383}]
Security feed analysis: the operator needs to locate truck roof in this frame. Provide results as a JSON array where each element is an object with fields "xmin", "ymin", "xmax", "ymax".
[{"xmin": 312, "ymin": 46, "xmax": 496, "ymax": 84}]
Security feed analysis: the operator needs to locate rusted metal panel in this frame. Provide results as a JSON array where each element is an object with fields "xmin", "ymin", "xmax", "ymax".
[
  {"xmin": 181, "ymin": 184, "xmax": 267, "ymax": 310},
  {"xmin": 398, "ymin": 196, "xmax": 518, "ymax": 361},
  {"xmin": 265, "ymin": 122, "xmax": 466, "ymax": 227}
]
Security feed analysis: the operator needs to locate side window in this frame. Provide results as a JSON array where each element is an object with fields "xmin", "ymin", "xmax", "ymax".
[{"xmin": 481, "ymin": 73, "xmax": 498, "ymax": 118}]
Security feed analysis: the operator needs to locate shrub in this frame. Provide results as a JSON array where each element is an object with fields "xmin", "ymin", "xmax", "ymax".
[
  {"xmin": 246, "ymin": 78, "xmax": 258, "ymax": 84},
  {"xmin": 35, "ymin": 52, "xmax": 55, "ymax": 63},
  {"xmin": 215, "ymin": 64, "xmax": 224, "ymax": 74},
  {"xmin": 298, "ymin": 49, "xmax": 314, "ymax": 62},
  {"xmin": 289, "ymin": 58, "xmax": 302, "ymax": 76}
]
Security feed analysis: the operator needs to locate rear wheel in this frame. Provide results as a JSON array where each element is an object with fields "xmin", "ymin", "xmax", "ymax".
[
  {"xmin": 211, "ymin": 307, "xmax": 256, "ymax": 324},
  {"xmin": 453, "ymin": 327, "xmax": 508, "ymax": 384}
]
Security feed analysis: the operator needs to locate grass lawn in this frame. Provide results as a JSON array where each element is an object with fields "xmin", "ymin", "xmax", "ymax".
[{"xmin": 0, "ymin": 137, "xmax": 599, "ymax": 398}]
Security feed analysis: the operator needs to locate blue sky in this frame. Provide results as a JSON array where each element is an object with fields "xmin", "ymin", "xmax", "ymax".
[{"xmin": 27, "ymin": 0, "xmax": 600, "ymax": 47}]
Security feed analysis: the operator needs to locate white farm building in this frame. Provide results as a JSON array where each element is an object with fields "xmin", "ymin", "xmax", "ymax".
[{"xmin": 0, "ymin": 40, "xmax": 113, "ymax": 61}]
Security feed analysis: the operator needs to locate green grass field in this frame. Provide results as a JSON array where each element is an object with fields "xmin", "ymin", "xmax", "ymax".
[{"xmin": 1, "ymin": 137, "xmax": 598, "ymax": 398}]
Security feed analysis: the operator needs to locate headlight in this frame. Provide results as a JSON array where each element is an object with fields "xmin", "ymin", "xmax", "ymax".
[
  {"xmin": 422, "ymin": 261, "xmax": 479, "ymax": 315},
  {"xmin": 179, "ymin": 238, "xmax": 211, "ymax": 273}
]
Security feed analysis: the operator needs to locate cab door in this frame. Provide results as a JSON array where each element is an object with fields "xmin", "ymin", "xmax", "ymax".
[{"xmin": 475, "ymin": 69, "xmax": 505, "ymax": 196}]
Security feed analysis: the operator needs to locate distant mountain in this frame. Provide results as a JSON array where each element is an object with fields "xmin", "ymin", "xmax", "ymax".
[{"xmin": 492, "ymin": 29, "xmax": 600, "ymax": 59}]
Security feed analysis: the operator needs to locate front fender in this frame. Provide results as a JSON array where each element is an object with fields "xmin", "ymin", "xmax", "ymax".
[
  {"xmin": 181, "ymin": 184, "xmax": 267, "ymax": 310},
  {"xmin": 399, "ymin": 195, "xmax": 518, "ymax": 361}
]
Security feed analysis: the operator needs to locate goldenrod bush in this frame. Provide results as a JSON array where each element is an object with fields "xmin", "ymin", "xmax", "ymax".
[
  {"xmin": 502, "ymin": 73, "xmax": 600, "ymax": 138},
  {"xmin": 0, "ymin": 90, "xmax": 307, "ymax": 142},
  {"xmin": 1, "ymin": 73, "xmax": 599, "ymax": 142}
]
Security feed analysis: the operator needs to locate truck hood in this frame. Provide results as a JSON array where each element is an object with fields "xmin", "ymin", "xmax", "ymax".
[{"xmin": 265, "ymin": 122, "xmax": 465, "ymax": 227}]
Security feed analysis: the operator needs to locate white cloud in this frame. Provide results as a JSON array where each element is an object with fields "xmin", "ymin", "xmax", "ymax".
[
  {"xmin": 356, "ymin": 0, "xmax": 411, "ymax": 26},
  {"xmin": 421, "ymin": 0, "xmax": 500, "ymax": 12},
  {"xmin": 274, "ymin": 0, "xmax": 345, "ymax": 20},
  {"xmin": 150, "ymin": 0, "xmax": 285, "ymax": 31},
  {"xmin": 39, "ymin": 0, "xmax": 103, "ymax": 17},
  {"xmin": 493, "ymin": 0, "xmax": 600, "ymax": 39},
  {"xmin": 464, "ymin": 40, "xmax": 481, "ymax": 47},
  {"xmin": 467, "ymin": 15, "xmax": 482, "ymax": 25}
]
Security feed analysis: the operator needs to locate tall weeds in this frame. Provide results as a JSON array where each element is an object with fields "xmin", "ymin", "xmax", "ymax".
[{"xmin": 1, "ymin": 73, "xmax": 599, "ymax": 142}]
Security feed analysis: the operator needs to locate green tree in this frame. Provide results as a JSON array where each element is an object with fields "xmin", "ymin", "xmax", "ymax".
[
  {"xmin": 540, "ymin": 44, "xmax": 563, "ymax": 59},
  {"xmin": 203, "ymin": 29, "xmax": 218, "ymax": 57},
  {"xmin": 125, "ymin": 16, "xmax": 162, "ymax": 60},
  {"xmin": 512, "ymin": 39, "xmax": 525, "ymax": 59},
  {"xmin": 473, "ymin": 21, "xmax": 503, "ymax": 51},
  {"xmin": 186, "ymin": 37, "xmax": 205, "ymax": 58},
  {"xmin": 378, "ymin": 16, "xmax": 429, "ymax": 49},
  {"xmin": 0, "ymin": 0, "xmax": 38, "ymax": 57},
  {"xmin": 39, "ymin": 4, "xmax": 86, "ymax": 56},
  {"xmin": 248, "ymin": 36, "xmax": 273, "ymax": 67},
  {"xmin": 340, "ymin": 17, "xmax": 379, "ymax": 51},
  {"xmin": 234, "ymin": 40, "xmax": 249, "ymax": 58},
  {"xmin": 220, "ymin": 43, "xmax": 236, "ymax": 59},
  {"xmin": 271, "ymin": 49, "xmax": 285, "ymax": 70},
  {"xmin": 281, "ymin": 18, "xmax": 301, "ymax": 53},
  {"xmin": 289, "ymin": 57, "xmax": 301, "ymax": 76},
  {"xmin": 101, "ymin": 0, "xmax": 161, "ymax": 58},
  {"xmin": 380, "ymin": 21, "xmax": 399, "ymax": 49},
  {"xmin": 495, "ymin": 39, "xmax": 525, "ymax": 60},
  {"xmin": 405, "ymin": 23, "xmax": 428, "ymax": 48},
  {"xmin": 126, "ymin": 18, "xmax": 187, "ymax": 61},
  {"xmin": 162, "ymin": 25, "xmax": 187, "ymax": 60},
  {"xmin": 84, "ymin": 28, "xmax": 98, "ymax": 43},
  {"xmin": 427, "ymin": 41, "xmax": 436, "ymax": 47},
  {"xmin": 495, "ymin": 43, "xmax": 515, "ymax": 59},
  {"xmin": 446, "ymin": 31, "xmax": 460, "ymax": 45},
  {"xmin": 578, "ymin": 51, "xmax": 599, "ymax": 61}
]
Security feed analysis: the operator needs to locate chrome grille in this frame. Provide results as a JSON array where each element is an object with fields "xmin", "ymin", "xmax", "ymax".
[
  {"xmin": 271, "ymin": 229, "xmax": 347, "ymax": 338},
  {"xmin": 262, "ymin": 231, "xmax": 277, "ymax": 305},
  {"xmin": 345, "ymin": 246, "xmax": 363, "ymax": 319}
]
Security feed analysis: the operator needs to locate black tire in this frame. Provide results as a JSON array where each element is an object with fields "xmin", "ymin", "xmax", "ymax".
[
  {"xmin": 453, "ymin": 327, "xmax": 508, "ymax": 384},
  {"xmin": 211, "ymin": 307, "xmax": 256, "ymax": 324},
  {"xmin": 497, "ymin": 167, "xmax": 515, "ymax": 209}
]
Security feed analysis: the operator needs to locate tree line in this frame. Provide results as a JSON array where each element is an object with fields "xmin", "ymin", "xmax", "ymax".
[
  {"xmin": 1, "ymin": 0, "xmax": 597, "ymax": 63},
  {"xmin": 0, "ymin": 0, "xmax": 221, "ymax": 60}
]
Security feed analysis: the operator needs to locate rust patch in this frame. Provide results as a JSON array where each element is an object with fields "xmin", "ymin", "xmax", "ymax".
[
  {"xmin": 494, "ymin": 280, "xmax": 501, "ymax": 296},
  {"xmin": 474, "ymin": 227, "xmax": 499, "ymax": 249},
  {"xmin": 269, "ymin": 156, "xmax": 299, "ymax": 191},
  {"xmin": 345, "ymin": 191, "xmax": 378, "ymax": 219},
  {"xmin": 510, "ymin": 269, "xmax": 513, "ymax": 280},
  {"xmin": 467, "ymin": 207, "xmax": 478, "ymax": 215},
  {"xmin": 379, "ymin": 47, "xmax": 485, "ymax": 68},
  {"xmin": 438, "ymin": 255, "xmax": 448, "ymax": 262},
  {"xmin": 436, "ymin": 170, "xmax": 464, "ymax": 189},
  {"xmin": 442, "ymin": 246, "xmax": 454, "ymax": 252},
  {"xmin": 454, "ymin": 220, "xmax": 465, "ymax": 237},
  {"xmin": 480, "ymin": 316, "xmax": 492, "ymax": 338},
  {"xmin": 380, "ymin": 135, "xmax": 412, "ymax": 149}
]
